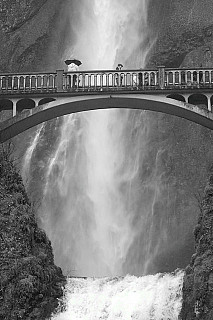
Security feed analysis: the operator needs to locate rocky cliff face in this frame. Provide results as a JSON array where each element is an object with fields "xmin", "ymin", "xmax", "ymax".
[
  {"xmin": 0, "ymin": 0, "xmax": 64, "ymax": 73},
  {"xmin": 0, "ymin": 1, "xmax": 67, "ymax": 318},
  {"xmin": 147, "ymin": 1, "xmax": 213, "ymax": 318},
  {"xmin": 0, "ymin": 144, "xmax": 65, "ymax": 320},
  {"xmin": 180, "ymin": 172, "xmax": 213, "ymax": 320},
  {"xmin": 0, "ymin": 144, "xmax": 66, "ymax": 319},
  {"xmin": 148, "ymin": 0, "xmax": 213, "ymax": 68}
]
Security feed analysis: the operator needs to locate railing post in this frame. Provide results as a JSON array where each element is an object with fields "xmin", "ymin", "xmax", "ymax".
[
  {"xmin": 56, "ymin": 70, "xmax": 64, "ymax": 92},
  {"xmin": 158, "ymin": 66, "xmax": 165, "ymax": 89}
]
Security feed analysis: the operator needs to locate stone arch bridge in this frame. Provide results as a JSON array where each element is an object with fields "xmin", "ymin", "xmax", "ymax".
[{"xmin": 1, "ymin": 66, "xmax": 213, "ymax": 143}]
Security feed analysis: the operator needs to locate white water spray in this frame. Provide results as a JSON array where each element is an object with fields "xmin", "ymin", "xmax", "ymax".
[{"xmin": 52, "ymin": 270, "xmax": 184, "ymax": 320}]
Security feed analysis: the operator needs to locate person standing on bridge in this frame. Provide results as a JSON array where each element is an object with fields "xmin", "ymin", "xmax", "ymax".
[
  {"xmin": 115, "ymin": 63, "xmax": 123, "ymax": 86},
  {"xmin": 65, "ymin": 59, "xmax": 82, "ymax": 89}
]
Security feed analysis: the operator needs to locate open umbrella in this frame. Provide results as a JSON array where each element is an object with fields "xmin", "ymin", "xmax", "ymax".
[
  {"xmin": 118, "ymin": 63, "xmax": 123, "ymax": 68},
  {"xmin": 65, "ymin": 59, "xmax": 82, "ymax": 66}
]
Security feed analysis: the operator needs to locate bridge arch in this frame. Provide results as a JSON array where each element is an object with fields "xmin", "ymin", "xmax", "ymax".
[
  {"xmin": 17, "ymin": 99, "xmax": 35, "ymax": 113},
  {"xmin": 0, "ymin": 99, "xmax": 13, "ymax": 111},
  {"xmin": 188, "ymin": 94, "xmax": 208, "ymax": 110},
  {"xmin": 1, "ymin": 94, "xmax": 213, "ymax": 143},
  {"xmin": 38, "ymin": 97, "xmax": 56, "ymax": 106},
  {"xmin": 167, "ymin": 94, "xmax": 185, "ymax": 102}
]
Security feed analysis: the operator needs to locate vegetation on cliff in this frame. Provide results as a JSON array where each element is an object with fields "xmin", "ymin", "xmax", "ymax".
[
  {"xmin": 0, "ymin": 143, "xmax": 66, "ymax": 320},
  {"xmin": 180, "ymin": 170, "xmax": 213, "ymax": 320}
]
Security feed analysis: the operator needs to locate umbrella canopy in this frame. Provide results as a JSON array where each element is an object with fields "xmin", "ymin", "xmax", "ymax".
[
  {"xmin": 65, "ymin": 59, "xmax": 82, "ymax": 66},
  {"xmin": 118, "ymin": 63, "xmax": 123, "ymax": 68}
]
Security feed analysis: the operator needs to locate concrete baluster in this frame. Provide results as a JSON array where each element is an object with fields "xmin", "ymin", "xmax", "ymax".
[
  {"xmin": 172, "ymin": 72, "xmax": 175, "ymax": 85},
  {"xmin": 154, "ymin": 72, "xmax": 157, "ymax": 86},
  {"xmin": 201, "ymin": 70, "xmax": 204, "ymax": 83},
  {"xmin": 142, "ymin": 72, "xmax": 145, "ymax": 87},
  {"xmin": 35, "ymin": 75, "xmax": 38, "ymax": 90},
  {"xmin": 100, "ymin": 74, "xmax": 103, "ymax": 88},
  {"xmin": 122, "ymin": 73, "xmax": 125, "ymax": 86},
  {"xmin": 41, "ymin": 76, "xmax": 44, "ymax": 89},
  {"xmin": 148, "ymin": 72, "xmax": 150, "ymax": 86},
  {"xmin": 197, "ymin": 71, "xmax": 200, "ymax": 84},
  {"xmin": 131, "ymin": 72, "xmax": 134, "ymax": 86},
  {"xmin": 29, "ymin": 76, "xmax": 32, "ymax": 90},
  {"xmin": 190, "ymin": 71, "xmax": 193, "ymax": 84},
  {"xmin": 46, "ymin": 75, "xmax": 49, "ymax": 90},
  {"xmin": 11, "ymin": 76, "xmax": 14, "ymax": 91},
  {"xmin": 178, "ymin": 71, "xmax": 181, "ymax": 85},
  {"xmin": 203, "ymin": 71, "xmax": 206, "ymax": 84},
  {"xmin": 88, "ymin": 74, "xmax": 91, "ymax": 87},
  {"xmin": 23, "ymin": 76, "xmax": 26, "ymax": 90},
  {"xmin": 105, "ymin": 73, "xmax": 108, "ymax": 87},
  {"xmin": 17, "ymin": 76, "xmax": 20, "ymax": 90},
  {"xmin": 5, "ymin": 76, "xmax": 8, "ymax": 91},
  {"xmin": 76, "ymin": 74, "xmax": 79, "ymax": 88},
  {"xmin": 53, "ymin": 74, "xmax": 57, "ymax": 90}
]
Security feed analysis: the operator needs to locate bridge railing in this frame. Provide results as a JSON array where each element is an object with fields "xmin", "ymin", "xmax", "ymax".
[
  {"xmin": 165, "ymin": 68, "xmax": 213, "ymax": 87},
  {"xmin": 63, "ymin": 69, "xmax": 159, "ymax": 91},
  {"xmin": 1, "ymin": 67, "xmax": 213, "ymax": 94},
  {"xmin": 0, "ymin": 72, "xmax": 57, "ymax": 93}
]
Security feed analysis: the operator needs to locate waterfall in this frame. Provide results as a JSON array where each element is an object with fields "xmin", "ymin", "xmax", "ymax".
[
  {"xmin": 23, "ymin": 0, "xmax": 180, "ymax": 280},
  {"xmin": 21, "ymin": 0, "xmax": 186, "ymax": 317},
  {"xmin": 22, "ymin": 0, "xmax": 157, "ymax": 278}
]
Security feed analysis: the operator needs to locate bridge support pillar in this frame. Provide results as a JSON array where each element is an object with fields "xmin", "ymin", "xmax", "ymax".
[
  {"xmin": 183, "ymin": 94, "xmax": 190, "ymax": 103},
  {"xmin": 34, "ymin": 99, "xmax": 40, "ymax": 108},
  {"xmin": 12, "ymin": 100, "xmax": 17, "ymax": 117},
  {"xmin": 207, "ymin": 96, "xmax": 212, "ymax": 112},
  {"xmin": 56, "ymin": 70, "xmax": 64, "ymax": 92}
]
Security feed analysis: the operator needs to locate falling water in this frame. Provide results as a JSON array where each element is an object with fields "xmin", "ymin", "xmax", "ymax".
[
  {"xmin": 23, "ymin": 0, "xmax": 182, "ymax": 284},
  {"xmin": 22, "ymin": 123, "xmax": 44, "ymax": 185},
  {"xmin": 26, "ymin": 0, "xmax": 158, "ymax": 278},
  {"xmin": 21, "ymin": 0, "xmax": 186, "ymax": 316}
]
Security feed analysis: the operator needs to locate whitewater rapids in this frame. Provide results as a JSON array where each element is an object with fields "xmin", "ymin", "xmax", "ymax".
[{"xmin": 52, "ymin": 270, "xmax": 184, "ymax": 320}]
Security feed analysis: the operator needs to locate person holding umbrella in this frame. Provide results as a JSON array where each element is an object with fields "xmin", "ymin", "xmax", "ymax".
[
  {"xmin": 115, "ymin": 63, "xmax": 123, "ymax": 86},
  {"xmin": 65, "ymin": 59, "xmax": 82, "ymax": 88}
]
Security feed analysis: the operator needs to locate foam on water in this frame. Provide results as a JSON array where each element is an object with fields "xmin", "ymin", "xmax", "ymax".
[{"xmin": 52, "ymin": 270, "xmax": 184, "ymax": 320}]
